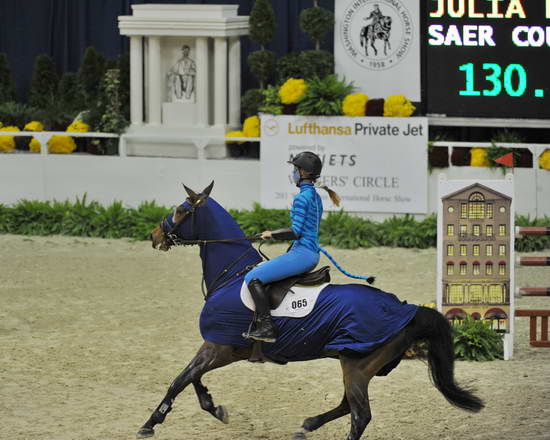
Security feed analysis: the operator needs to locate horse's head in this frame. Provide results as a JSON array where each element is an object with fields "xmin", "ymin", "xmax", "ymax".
[{"xmin": 150, "ymin": 181, "xmax": 214, "ymax": 251}]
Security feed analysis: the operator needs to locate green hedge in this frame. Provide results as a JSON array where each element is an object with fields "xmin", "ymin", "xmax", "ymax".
[{"xmin": 1, "ymin": 198, "xmax": 549, "ymax": 250}]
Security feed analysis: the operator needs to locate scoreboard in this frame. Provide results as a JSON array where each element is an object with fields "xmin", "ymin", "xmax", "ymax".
[{"xmin": 425, "ymin": 0, "xmax": 550, "ymax": 119}]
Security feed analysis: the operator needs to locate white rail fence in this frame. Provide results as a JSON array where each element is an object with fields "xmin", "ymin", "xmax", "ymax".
[{"xmin": 0, "ymin": 132, "xmax": 549, "ymax": 216}]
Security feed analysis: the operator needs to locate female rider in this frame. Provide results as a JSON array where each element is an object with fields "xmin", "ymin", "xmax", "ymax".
[{"xmin": 243, "ymin": 151, "xmax": 340, "ymax": 343}]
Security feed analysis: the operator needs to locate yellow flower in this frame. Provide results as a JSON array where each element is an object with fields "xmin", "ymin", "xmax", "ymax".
[
  {"xmin": 243, "ymin": 115, "xmax": 260, "ymax": 138},
  {"xmin": 29, "ymin": 137, "xmax": 42, "ymax": 153},
  {"xmin": 342, "ymin": 93, "xmax": 369, "ymax": 117},
  {"xmin": 540, "ymin": 149, "xmax": 550, "ymax": 170},
  {"xmin": 383, "ymin": 94, "xmax": 416, "ymax": 117},
  {"xmin": 225, "ymin": 130, "xmax": 245, "ymax": 144},
  {"xmin": 279, "ymin": 78, "xmax": 307, "ymax": 105},
  {"xmin": 67, "ymin": 120, "xmax": 90, "ymax": 133},
  {"xmin": 24, "ymin": 121, "xmax": 44, "ymax": 132},
  {"xmin": 0, "ymin": 126, "xmax": 20, "ymax": 152},
  {"xmin": 48, "ymin": 136, "xmax": 77, "ymax": 154},
  {"xmin": 470, "ymin": 148, "xmax": 490, "ymax": 167}
]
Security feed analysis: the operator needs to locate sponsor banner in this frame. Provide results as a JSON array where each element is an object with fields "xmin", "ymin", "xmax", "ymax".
[
  {"xmin": 260, "ymin": 115, "xmax": 428, "ymax": 214},
  {"xmin": 335, "ymin": 0, "xmax": 421, "ymax": 101}
]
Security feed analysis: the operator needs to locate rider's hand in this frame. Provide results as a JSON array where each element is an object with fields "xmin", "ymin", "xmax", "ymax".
[{"xmin": 261, "ymin": 230, "xmax": 273, "ymax": 240}]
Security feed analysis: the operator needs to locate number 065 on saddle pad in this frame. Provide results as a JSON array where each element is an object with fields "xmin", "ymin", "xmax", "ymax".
[{"xmin": 240, "ymin": 281, "xmax": 331, "ymax": 318}]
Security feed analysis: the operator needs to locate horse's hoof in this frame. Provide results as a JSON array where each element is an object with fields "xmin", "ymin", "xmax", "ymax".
[
  {"xmin": 136, "ymin": 427, "xmax": 155, "ymax": 438},
  {"xmin": 292, "ymin": 431, "xmax": 307, "ymax": 440},
  {"xmin": 215, "ymin": 405, "xmax": 229, "ymax": 424}
]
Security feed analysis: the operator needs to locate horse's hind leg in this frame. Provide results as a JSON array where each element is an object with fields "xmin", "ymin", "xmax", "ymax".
[
  {"xmin": 137, "ymin": 342, "xmax": 234, "ymax": 438},
  {"xmin": 193, "ymin": 380, "xmax": 229, "ymax": 424},
  {"xmin": 293, "ymin": 394, "xmax": 350, "ymax": 439}
]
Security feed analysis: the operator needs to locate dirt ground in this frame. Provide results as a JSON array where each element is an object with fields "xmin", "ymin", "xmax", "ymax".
[{"xmin": 1, "ymin": 234, "xmax": 549, "ymax": 440}]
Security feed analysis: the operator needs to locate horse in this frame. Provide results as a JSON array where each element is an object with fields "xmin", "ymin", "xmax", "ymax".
[
  {"xmin": 360, "ymin": 15, "xmax": 392, "ymax": 57},
  {"xmin": 138, "ymin": 182, "xmax": 484, "ymax": 440}
]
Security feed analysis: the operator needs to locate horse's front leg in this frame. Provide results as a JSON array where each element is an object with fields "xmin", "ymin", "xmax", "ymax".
[
  {"xmin": 137, "ymin": 342, "xmax": 235, "ymax": 438},
  {"xmin": 293, "ymin": 393, "xmax": 350, "ymax": 439},
  {"xmin": 370, "ymin": 39, "xmax": 377, "ymax": 56}
]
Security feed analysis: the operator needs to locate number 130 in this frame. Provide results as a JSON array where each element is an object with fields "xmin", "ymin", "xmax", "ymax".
[{"xmin": 459, "ymin": 63, "xmax": 527, "ymax": 97}]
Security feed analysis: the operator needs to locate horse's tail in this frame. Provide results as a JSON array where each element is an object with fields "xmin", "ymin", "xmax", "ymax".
[{"xmin": 413, "ymin": 306, "xmax": 484, "ymax": 412}]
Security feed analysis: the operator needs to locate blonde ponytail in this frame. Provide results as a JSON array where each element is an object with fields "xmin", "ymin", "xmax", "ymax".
[{"xmin": 317, "ymin": 184, "xmax": 341, "ymax": 207}]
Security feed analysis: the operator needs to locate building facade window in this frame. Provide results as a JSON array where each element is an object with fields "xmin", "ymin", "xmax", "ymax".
[
  {"xmin": 460, "ymin": 262, "xmax": 467, "ymax": 275},
  {"xmin": 499, "ymin": 224, "xmax": 506, "ymax": 236},
  {"xmin": 489, "ymin": 285, "xmax": 504, "ymax": 303},
  {"xmin": 461, "ymin": 203, "xmax": 467, "ymax": 219},
  {"xmin": 486, "ymin": 203, "xmax": 493, "ymax": 219},
  {"xmin": 468, "ymin": 192, "xmax": 485, "ymax": 219},
  {"xmin": 460, "ymin": 224, "xmax": 467, "ymax": 237},
  {"xmin": 449, "ymin": 285, "xmax": 464, "ymax": 303},
  {"xmin": 486, "ymin": 262, "xmax": 493, "ymax": 275},
  {"xmin": 499, "ymin": 244, "xmax": 506, "ymax": 256},
  {"xmin": 473, "ymin": 244, "xmax": 480, "ymax": 256},
  {"xmin": 469, "ymin": 285, "xmax": 483, "ymax": 303},
  {"xmin": 473, "ymin": 225, "xmax": 481, "ymax": 236},
  {"xmin": 473, "ymin": 262, "xmax": 480, "ymax": 275},
  {"xmin": 486, "ymin": 244, "xmax": 493, "ymax": 256},
  {"xmin": 499, "ymin": 263, "xmax": 506, "ymax": 275},
  {"xmin": 486, "ymin": 224, "xmax": 493, "ymax": 236},
  {"xmin": 447, "ymin": 244, "xmax": 454, "ymax": 256},
  {"xmin": 447, "ymin": 224, "xmax": 454, "ymax": 236},
  {"xmin": 447, "ymin": 263, "xmax": 454, "ymax": 275},
  {"xmin": 460, "ymin": 244, "xmax": 467, "ymax": 256}
]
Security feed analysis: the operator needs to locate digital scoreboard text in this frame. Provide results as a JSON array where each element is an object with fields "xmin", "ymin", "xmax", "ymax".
[{"xmin": 426, "ymin": 0, "xmax": 550, "ymax": 119}]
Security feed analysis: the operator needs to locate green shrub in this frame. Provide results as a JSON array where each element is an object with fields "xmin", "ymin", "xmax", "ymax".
[
  {"xmin": 57, "ymin": 72, "xmax": 85, "ymax": 115},
  {"xmin": 453, "ymin": 316, "xmax": 504, "ymax": 361},
  {"xmin": 299, "ymin": 6, "xmax": 334, "ymax": 50},
  {"xmin": 28, "ymin": 54, "xmax": 59, "ymax": 109},
  {"xmin": 515, "ymin": 216, "xmax": 550, "ymax": 251},
  {"xmin": 248, "ymin": 50, "xmax": 276, "ymax": 89},
  {"xmin": 299, "ymin": 50, "xmax": 334, "ymax": 80},
  {"xmin": 0, "ymin": 199, "xmax": 549, "ymax": 252},
  {"xmin": 258, "ymin": 85, "xmax": 283, "ymax": 115},
  {"xmin": 276, "ymin": 52, "xmax": 303, "ymax": 83},
  {"xmin": 249, "ymin": 0, "xmax": 277, "ymax": 48},
  {"xmin": 241, "ymin": 88, "xmax": 265, "ymax": 118},
  {"xmin": 79, "ymin": 47, "xmax": 106, "ymax": 108},
  {"xmin": 297, "ymin": 74, "xmax": 353, "ymax": 116},
  {"xmin": 0, "ymin": 101, "xmax": 41, "ymax": 128},
  {"xmin": 0, "ymin": 53, "xmax": 18, "ymax": 103}
]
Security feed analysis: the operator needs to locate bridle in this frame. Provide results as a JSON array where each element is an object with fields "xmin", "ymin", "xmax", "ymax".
[{"xmin": 158, "ymin": 197, "xmax": 265, "ymax": 298}]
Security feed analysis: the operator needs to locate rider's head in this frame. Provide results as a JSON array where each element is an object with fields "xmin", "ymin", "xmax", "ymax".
[
  {"xmin": 288, "ymin": 151, "xmax": 322, "ymax": 186},
  {"xmin": 181, "ymin": 45, "xmax": 190, "ymax": 56}
]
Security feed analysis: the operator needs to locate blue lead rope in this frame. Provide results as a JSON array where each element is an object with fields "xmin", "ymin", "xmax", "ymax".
[{"xmin": 319, "ymin": 247, "xmax": 376, "ymax": 284}]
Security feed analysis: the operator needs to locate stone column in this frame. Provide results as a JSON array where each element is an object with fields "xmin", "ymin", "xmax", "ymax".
[
  {"xmin": 228, "ymin": 37, "xmax": 241, "ymax": 127},
  {"xmin": 214, "ymin": 37, "xmax": 228, "ymax": 127},
  {"xmin": 196, "ymin": 37, "xmax": 209, "ymax": 127},
  {"xmin": 147, "ymin": 36, "xmax": 162, "ymax": 125},
  {"xmin": 129, "ymin": 36, "xmax": 143, "ymax": 125}
]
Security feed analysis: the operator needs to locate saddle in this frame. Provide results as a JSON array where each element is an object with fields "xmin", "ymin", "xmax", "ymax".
[
  {"xmin": 248, "ymin": 266, "xmax": 331, "ymax": 364},
  {"xmin": 266, "ymin": 265, "xmax": 331, "ymax": 310}
]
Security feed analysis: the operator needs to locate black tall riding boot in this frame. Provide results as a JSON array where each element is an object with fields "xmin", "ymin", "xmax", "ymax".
[{"xmin": 246, "ymin": 278, "xmax": 277, "ymax": 343}]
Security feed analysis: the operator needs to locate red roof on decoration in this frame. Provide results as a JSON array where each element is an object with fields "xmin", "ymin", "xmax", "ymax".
[
  {"xmin": 460, "ymin": 261, "xmax": 467, "ymax": 265},
  {"xmin": 499, "ymin": 260, "xmax": 506, "ymax": 265},
  {"xmin": 445, "ymin": 308, "xmax": 467, "ymax": 318},
  {"xmin": 473, "ymin": 261, "xmax": 480, "ymax": 265},
  {"xmin": 484, "ymin": 308, "xmax": 507, "ymax": 319},
  {"xmin": 471, "ymin": 312, "xmax": 481, "ymax": 319}
]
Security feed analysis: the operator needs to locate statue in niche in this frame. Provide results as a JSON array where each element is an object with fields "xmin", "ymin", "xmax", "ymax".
[{"xmin": 167, "ymin": 45, "xmax": 196, "ymax": 102}]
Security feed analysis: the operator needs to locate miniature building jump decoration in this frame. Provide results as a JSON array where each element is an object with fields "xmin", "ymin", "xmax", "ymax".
[{"xmin": 437, "ymin": 175, "xmax": 515, "ymax": 359}]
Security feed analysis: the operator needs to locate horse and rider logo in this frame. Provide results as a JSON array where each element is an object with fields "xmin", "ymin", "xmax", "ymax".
[{"xmin": 340, "ymin": 0, "xmax": 413, "ymax": 71}]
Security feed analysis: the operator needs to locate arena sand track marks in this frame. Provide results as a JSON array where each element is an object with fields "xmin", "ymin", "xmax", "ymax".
[{"xmin": 1, "ymin": 235, "xmax": 549, "ymax": 440}]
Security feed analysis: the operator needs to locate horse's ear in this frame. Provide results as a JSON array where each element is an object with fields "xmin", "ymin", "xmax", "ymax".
[
  {"xmin": 182, "ymin": 184, "xmax": 199, "ymax": 203},
  {"xmin": 202, "ymin": 180, "xmax": 214, "ymax": 197}
]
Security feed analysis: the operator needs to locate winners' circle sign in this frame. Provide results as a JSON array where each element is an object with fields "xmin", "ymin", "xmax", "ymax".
[{"xmin": 340, "ymin": 0, "xmax": 414, "ymax": 71}]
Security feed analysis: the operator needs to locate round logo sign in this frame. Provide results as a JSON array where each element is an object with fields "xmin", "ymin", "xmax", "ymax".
[{"xmin": 339, "ymin": 0, "xmax": 413, "ymax": 71}]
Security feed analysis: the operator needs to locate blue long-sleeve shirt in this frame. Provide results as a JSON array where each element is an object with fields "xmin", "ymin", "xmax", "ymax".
[{"xmin": 290, "ymin": 183, "xmax": 323, "ymax": 252}]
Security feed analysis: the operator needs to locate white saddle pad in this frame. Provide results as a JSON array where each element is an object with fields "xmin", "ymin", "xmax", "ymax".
[{"xmin": 240, "ymin": 281, "xmax": 330, "ymax": 318}]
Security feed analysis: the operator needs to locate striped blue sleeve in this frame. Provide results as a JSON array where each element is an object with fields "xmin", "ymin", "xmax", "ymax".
[{"xmin": 290, "ymin": 193, "xmax": 309, "ymax": 237}]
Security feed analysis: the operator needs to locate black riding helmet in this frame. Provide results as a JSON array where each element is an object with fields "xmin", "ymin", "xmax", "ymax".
[{"xmin": 288, "ymin": 151, "xmax": 323, "ymax": 179}]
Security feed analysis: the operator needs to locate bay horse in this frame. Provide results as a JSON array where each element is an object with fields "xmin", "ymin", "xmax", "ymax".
[
  {"xmin": 360, "ymin": 15, "xmax": 392, "ymax": 57},
  {"xmin": 138, "ymin": 182, "xmax": 483, "ymax": 440}
]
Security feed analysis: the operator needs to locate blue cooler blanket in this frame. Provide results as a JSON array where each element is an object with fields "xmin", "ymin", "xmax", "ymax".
[{"xmin": 199, "ymin": 277, "xmax": 418, "ymax": 364}]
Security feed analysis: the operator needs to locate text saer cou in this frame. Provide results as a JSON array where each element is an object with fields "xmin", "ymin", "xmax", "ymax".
[{"xmin": 428, "ymin": 0, "xmax": 550, "ymax": 48}]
